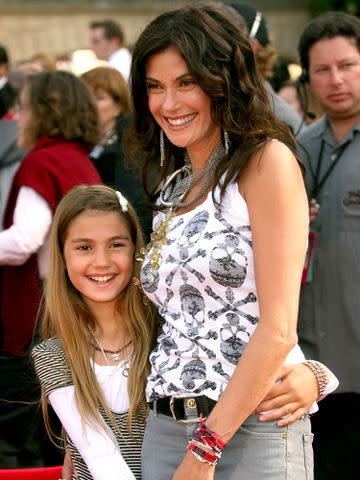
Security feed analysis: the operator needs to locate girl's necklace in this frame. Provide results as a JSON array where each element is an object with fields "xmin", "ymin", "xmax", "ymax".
[{"xmin": 89, "ymin": 328, "xmax": 132, "ymax": 365}]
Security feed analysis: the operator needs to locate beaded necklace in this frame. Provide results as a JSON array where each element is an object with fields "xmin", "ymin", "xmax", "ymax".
[
  {"xmin": 88, "ymin": 327, "xmax": 131, "ymax": 365},
  {"xmin": 143, "ymin": 143, "xmax": 225, "ymax": 276}
]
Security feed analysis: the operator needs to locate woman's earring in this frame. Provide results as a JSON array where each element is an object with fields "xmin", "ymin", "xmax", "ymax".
[
  {"xmin": 160, "ymin": 129, "xmax": 165, "ymax": 167},
  {"xmin": 132, "ymin": 276, "xmax": 149, "ymax": 305},
  {"xmin": 224, "ymin": 129, "xmax": 230, "ymax": 156}
]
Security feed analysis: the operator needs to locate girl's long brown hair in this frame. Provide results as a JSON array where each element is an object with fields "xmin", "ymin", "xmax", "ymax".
[{"xmin": 39, "ymin": 185, "xmax": 157, "ymax": 440}]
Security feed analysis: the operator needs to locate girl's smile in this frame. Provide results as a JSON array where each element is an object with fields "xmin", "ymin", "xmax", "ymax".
[{"xmin": 63, "ymin": 210, "xmax": 134, "ymax": 313}]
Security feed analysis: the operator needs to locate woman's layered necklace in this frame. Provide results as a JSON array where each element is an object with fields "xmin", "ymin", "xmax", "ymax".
[{"xmin": 143, "ymin": 142, "xmax": 226, "ymax": 277}]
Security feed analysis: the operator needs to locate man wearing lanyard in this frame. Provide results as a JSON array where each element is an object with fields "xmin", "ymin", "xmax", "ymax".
[{"xmin": 297, "ymin": 12, "xmax": 360, "ymax": 479}]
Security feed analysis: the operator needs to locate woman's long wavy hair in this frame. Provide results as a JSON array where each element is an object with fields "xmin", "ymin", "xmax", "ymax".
[
  {"xmin": 39, "ymin": 185, "xmax": 157, "ymax": 440},
  {"xmin": 128, "ymin": 2, "xmax": 299, "ymax": 204}
]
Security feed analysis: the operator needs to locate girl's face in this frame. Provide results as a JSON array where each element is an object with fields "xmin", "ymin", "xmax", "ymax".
[
  {"xmin": 15, "ymin": 87, "xmax": 34, "ymax": 150},
  {"xmin": 93, "ymin": 87, "xmax": 121, "ymax": 134},
  {"xmin": 145, "ymin": 48, "xmax": 221, "ymax": 162},
  {"xmin": 63, "ymin": 209, "xmax": 134, "ymax": 314}
]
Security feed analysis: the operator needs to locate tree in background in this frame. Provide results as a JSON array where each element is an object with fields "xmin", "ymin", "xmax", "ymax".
[{"xmin": 308, "ymin": 0, "xmax": 360, "ymax": 17}]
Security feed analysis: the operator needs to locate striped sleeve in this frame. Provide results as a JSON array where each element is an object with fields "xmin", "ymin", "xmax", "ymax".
[{"xmin": 32, "ymin": 337, "xmax": 73, "ymax": 397}]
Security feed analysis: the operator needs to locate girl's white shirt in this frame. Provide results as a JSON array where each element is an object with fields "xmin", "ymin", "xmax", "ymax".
[{"xmin": 48, "ymin": 358, "xmax": 135, "ymax": 480}]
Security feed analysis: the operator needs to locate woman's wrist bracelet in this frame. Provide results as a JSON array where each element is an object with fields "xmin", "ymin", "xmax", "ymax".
[
  {"xmin": 304, "ymin": 360, "xmax": 329, "ymax": 398},
  {"xmin": 188, "ymin": 442, "xmax": 221, "ymax": 466},
  {"xmin": 187, "ymin": 414, "xmax": 226, "ymax": 466}
]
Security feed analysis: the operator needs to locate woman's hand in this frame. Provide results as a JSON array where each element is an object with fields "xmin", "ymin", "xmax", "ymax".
[
  {"xmin": 172, "ymin": 451, "xmax": 215, "ymax": 480},
  {"xmin": 62, "ymin": 448, "xmax": 73, "ymax": 480},
  {"xmin": 309, "ymin": 198, "xmax": 320, "ymax": 222},
  {"xmin": 253, "ymin": 363, "xmax": 318, "ymax": 426}
]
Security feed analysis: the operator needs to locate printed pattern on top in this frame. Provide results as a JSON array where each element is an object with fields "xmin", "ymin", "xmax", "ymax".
[{"xmin": 141, "ymin": 181, "xmax": 259, "ymax": 402}]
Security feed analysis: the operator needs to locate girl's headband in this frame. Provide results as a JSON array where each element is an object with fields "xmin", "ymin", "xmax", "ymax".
[{"xmin": 115, "ymin": 190, "xmax": 128, "ymax": 212}]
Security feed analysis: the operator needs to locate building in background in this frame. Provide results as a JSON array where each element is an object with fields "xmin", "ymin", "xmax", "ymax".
[{"xmin": 0, "ymin": 1, "xmax": 312, "ymax": 71}]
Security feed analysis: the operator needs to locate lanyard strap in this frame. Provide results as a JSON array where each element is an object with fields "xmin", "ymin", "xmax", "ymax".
[{"xmin": 310, "ymin": 139, "xmax": 350, "ymax": 199}]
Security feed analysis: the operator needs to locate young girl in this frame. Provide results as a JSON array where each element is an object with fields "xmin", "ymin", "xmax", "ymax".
[{"xmin": 32, "ymin": 185, "xmax": 156, "ymax": 480}]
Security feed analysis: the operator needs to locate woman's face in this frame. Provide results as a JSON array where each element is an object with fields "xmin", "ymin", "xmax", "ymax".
[
  {"xmin": 145, "ymin": 48, "xmax": 221, "ymax": 162},
  {"xmin": 15, "ymin": 87, "xmax": 34, "ymax": 150},
  {"xmin": 93, "ymin": 87, "xmax": 121, "ymax": 134}
]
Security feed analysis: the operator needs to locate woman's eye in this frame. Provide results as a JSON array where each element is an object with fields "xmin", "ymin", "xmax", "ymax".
[
  {"xmin": 180, "ymin": 79, "xmax": 195, "ymax": 88},
  {"xmin": 146, "ymin": 82, "xmax": 161, "ymax": 90}
]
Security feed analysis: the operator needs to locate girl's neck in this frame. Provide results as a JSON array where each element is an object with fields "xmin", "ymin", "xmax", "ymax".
[{"xmin": 88, "ymin": 302, "xmax": 129, "ymax": 341}]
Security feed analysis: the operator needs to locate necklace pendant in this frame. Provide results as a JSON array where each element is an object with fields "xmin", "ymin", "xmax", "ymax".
[{"xmin": 112, "ymin": 353, "xmax": 122, "ymax": 362}]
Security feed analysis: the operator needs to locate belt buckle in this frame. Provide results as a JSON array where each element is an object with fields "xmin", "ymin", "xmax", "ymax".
[{"xmin": 169, "ymin": 394, "xmax": 206, "ymax": 424}]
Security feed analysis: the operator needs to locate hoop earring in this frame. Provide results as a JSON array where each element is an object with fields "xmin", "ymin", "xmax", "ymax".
[
  {"xmin": 160, "ymin": 129, "xmax": 165, "ymax": 167},
  {"xmin": 224, "ymin": 129, "xmax": 230, "ymax": 156}
]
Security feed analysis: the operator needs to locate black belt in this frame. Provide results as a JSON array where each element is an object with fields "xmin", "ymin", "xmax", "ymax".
[{"xmin": 149, "ymin": 395, "xmax": 216, "ymax": 423}]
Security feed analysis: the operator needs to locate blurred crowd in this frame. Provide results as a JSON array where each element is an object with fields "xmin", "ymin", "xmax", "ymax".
[{"xmin": 0, "ymin": 2, "xmax": 358, "ymax": 479}]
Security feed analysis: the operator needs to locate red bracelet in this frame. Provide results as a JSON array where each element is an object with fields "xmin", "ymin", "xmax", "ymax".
[
  {"xmin": 188, "ymin": 414, "xmax": 226, "ymax": 466},
  {"xmin": 193, "ymin": 414, "xmax": 226, "ymax": 450},
  {"xmin": 187, "ymin": 442, "xmax": 220, "ymax": 466}
]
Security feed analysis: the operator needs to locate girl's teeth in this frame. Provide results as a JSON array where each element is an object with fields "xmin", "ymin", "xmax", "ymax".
[{"xmin": 91, "ymin": 276, "xmax": 113, "ymax": 283}]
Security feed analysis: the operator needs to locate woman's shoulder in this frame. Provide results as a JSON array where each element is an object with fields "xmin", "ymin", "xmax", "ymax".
[
  {"xmin": 237, "ymin": 139, "xmax": 302, "ymax": 199},
  {"xmin": 240, "ymin": 139, "xmax": 299, "ymax": 180},
  {"xmin": 251, "ymin": 138, "xmax": 295, "ymax": 162}
]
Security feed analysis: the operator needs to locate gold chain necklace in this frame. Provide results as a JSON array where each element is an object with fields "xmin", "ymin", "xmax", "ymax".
[{"xmin": 141, "ymin": 143, "xmax": 225, "ymax": 277}]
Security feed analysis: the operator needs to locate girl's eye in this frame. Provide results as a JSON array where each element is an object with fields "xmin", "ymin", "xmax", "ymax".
[
  {"xmin": 77, "ymin": 245, "xmax": 91, "ymax": 251},
  {"xmin": 111, "ymin": 242, "xmax": 125, "ymax": 248}
]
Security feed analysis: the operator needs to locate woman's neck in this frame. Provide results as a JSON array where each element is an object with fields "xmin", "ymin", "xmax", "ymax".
[
  {"xmin": 186, "ymin": 130, "xmax": 221, "ymax": 172},
  {"xmin": 100, "ymin": 118, "xmax": 117, "ymax": 137}
]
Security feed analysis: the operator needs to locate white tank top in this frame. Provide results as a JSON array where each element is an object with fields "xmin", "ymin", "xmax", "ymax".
[{"xmin": 141, "ymin": 180, "xmax": 305, "ymax": 401}]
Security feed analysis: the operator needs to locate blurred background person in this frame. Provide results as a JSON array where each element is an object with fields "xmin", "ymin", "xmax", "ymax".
[
  {"xmin": 297, "ymin": 11, "xmax": 360, "ymax": 479},
  {"xmin": 89, "ymin": 19, "xmax": 131, "ymax": 83},
  {"xmin": 0, "ymin": 66, "xmax": 28, "ymax": 230},
  {"xmin": 0, "ymin": 45, "xmax": 16, "ymax": 120},
  {"xmin": 271, "ymin": 55, "xmax": 323, "ymax": 125},
  {"xmin": 29, "ymin": 52, "xmax": 57, "ymax": 72},
  {"xmin": 81, "ymin": 66, "xmax": 130, "ymax": 186},
  {"xmin": 278, "ymin": 80, "xmax": 306, "ymax": 118},
  {"xmin": 0, "ymin": 70, "xmax": 101, "ymax": 468},
  {"xmin": 226, "ymin": 1, "xmax": 304, "ymax": 135},
  {"xmin": 82, "ymin": 66, "xmax": 152, "ymax": 239}
]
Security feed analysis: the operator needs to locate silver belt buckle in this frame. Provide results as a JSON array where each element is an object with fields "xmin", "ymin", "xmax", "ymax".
[{"xmin": 169, "ymin": 394, "xmax": 206, "ymax": 424}]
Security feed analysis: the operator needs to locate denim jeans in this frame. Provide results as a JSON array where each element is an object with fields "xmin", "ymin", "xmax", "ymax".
[{"xmin": 141, "ymin": 409, "xmax": 313, "ymax": 479}]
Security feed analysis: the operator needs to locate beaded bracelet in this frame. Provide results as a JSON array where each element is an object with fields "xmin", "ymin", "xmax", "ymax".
[
  {"xmin": 187, "ymin": 442, "xmax": 221, "ymax": 466},
  {"xmin": 304, "ymin": 360, "xmax": 328, "ymax": 398},
  {"xmin": 187, "ymin": 415, "xmax": 226, "ymax": 466}
]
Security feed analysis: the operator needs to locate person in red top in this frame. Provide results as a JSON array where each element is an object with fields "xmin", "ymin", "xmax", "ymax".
[{"xmin": 0, "ymin": 70, "xmax": 101, "ymax": 468}]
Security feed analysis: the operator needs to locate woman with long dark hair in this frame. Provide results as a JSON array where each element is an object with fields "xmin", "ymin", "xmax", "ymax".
[{"xmin": 129, "ymin": 4, "xmax": 337, "ymax": 479}]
